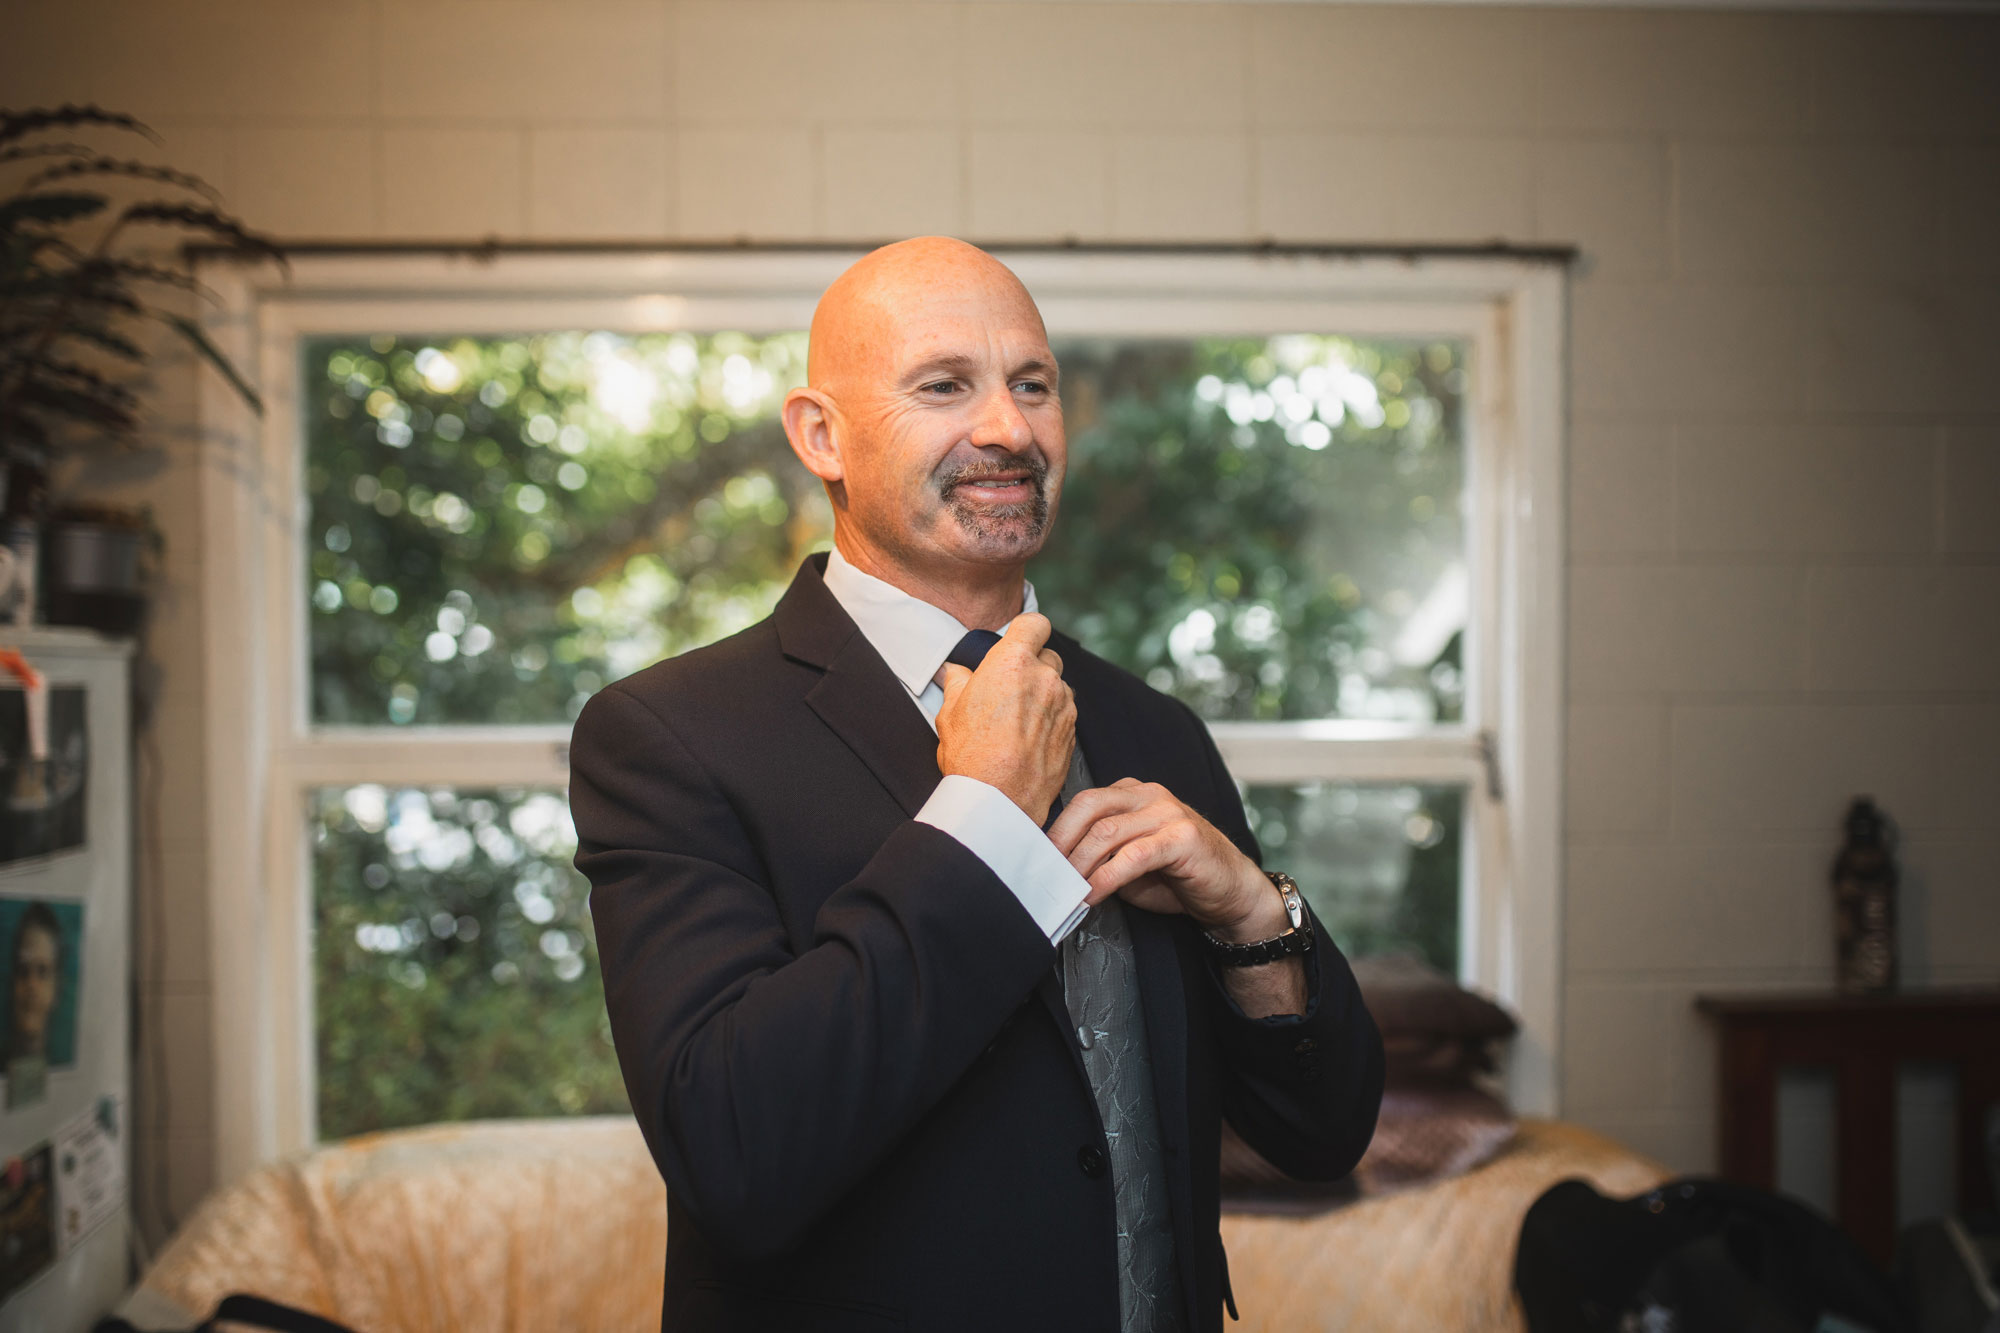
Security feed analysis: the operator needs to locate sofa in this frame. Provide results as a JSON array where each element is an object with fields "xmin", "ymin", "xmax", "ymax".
[{"xmin": 124, "ymin": 1115, "xmax": 1666, "ymax": 1332}]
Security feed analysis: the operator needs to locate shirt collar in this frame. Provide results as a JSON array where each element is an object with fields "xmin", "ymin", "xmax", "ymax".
[{"xmin": 821, "ymin": 546, "xmax": 1040, "ymax": 698}]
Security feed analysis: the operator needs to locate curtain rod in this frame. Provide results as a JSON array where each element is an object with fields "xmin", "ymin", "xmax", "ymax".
[{"xmin": 187, "ymin": 237, "xmax": 1580, "ymax": 265}]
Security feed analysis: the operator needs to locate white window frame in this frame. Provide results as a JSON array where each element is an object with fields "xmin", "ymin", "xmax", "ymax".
[{"xmin": 196, "ymin": 248, "xmax": 1567, "ymax": 1187}]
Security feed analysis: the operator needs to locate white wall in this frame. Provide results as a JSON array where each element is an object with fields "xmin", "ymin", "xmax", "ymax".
[{"xmin": 4, "ymin": 0, "xmax": 1997, "ymax": 1240}]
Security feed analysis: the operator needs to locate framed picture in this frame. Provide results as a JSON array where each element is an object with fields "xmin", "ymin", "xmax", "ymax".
[
  {"xmin": 0, "ymin": 899, "xmax": 83, "ymax": 1111},
  {"xmin": 0, "ymin": 686, "xmax": 87, "ymax": 865}
]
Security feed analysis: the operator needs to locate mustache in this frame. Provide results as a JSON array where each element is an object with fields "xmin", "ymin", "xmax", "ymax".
[{"xmin": 934, "ymin": 454, "xmax": 1050, "ymax": 494}]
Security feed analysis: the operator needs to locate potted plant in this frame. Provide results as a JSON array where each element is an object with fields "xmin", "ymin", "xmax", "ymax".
[{"xmin": 0, "ymin": 103, "xmax": 284, "ymax": 633}]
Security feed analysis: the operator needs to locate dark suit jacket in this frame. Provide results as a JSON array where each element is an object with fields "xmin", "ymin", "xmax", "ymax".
[{"xmin": 569, "ymin": 553, "xmax": 1384, "ymax": 1333}]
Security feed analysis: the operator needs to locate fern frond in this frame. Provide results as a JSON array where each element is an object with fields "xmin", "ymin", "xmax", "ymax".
[
  {"xmin": 0, "ymin": 143, "xmax": 100, "ymax": 168},
  {"xmin": 0, "ymin": 192, "xmax": 108, "ymax": 233},
  {"xmin": 0, "ymin": 105, "xmax": 159, "ymax": 149},
  {"xmin": 114, "ymin": 200, "xmax": 286, "ymax": 270},
  {"xmin": 21, "ymin": 157, "xmax": 221, "ymax": 200}
]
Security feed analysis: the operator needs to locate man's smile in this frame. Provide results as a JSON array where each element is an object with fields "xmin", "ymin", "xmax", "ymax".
[
  {"xmin": 952, "ymin": 475, "xmax": 1037, "ymax": 503},
  {"xmin": 934, "ymin": 452, "xmax": 1052, "ymax": 526}
]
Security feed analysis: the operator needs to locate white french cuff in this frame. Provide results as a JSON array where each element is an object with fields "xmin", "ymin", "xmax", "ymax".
[{"xmin": 916, "ymin": 774, "xmax": 1092, "ymax": 943}]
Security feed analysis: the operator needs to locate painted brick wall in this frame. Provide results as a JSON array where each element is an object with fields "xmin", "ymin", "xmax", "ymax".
[{"xmin": 4, "ymin": 0, "xmax": 1996, "ymax": 1240}]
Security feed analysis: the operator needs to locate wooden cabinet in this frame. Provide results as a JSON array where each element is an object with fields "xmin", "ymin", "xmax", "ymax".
[{"xmin": 1697, "ymin": 989, "xmax": 2000, "ymax": 1266}]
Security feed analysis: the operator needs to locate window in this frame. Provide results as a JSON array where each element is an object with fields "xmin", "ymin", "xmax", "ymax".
[{"xmin": 199, "ymin": 250, "xmax": 1566, "ymax": 1173}]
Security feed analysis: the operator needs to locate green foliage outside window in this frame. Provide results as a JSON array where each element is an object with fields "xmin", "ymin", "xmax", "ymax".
[
  {"xmin": 305, "ymin": 331, "xmax": 823, "ymax": 726},
  {"xmin": 314, "ymin": 785, "xmax": 626, "ymax": 1138},
  {"xmin": 1035, "ymin": 336, "xmax": 1465, "ymax": 724}
]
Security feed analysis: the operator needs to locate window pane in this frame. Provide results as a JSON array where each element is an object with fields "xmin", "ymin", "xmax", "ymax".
[
  {"xmin": 1036, "ymin": 336, "xmax": 1467, "ymax": 723},
  {"xmin": 303, "ymin": 333, "xmax": 829, "ymax": 725},
  {"xmin": 1240, "ymin": 783, "xmax": 1464, "ymax": 974},
  {"xmin": 311, "ymin": 784, "xmax": 627, "ymax": 1139}
]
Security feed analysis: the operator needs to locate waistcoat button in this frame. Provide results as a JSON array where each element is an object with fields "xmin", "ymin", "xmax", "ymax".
[{"xmin": 1077, "ymin": 1145, "xmax": 1107, "ymax": 1179}]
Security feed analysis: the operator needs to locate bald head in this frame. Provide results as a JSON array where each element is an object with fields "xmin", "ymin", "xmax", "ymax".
[
  {"xmin": 782, "ymin": 237, "xmax": 1066, "ymax": 617},
  {"xmin": 807, "ymin": 237, "xmax": 1047, "ymax": 393}
]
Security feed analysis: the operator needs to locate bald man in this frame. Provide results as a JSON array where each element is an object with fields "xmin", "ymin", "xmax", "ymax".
[{"xmin": 570, "ymin": 239, "xmax": 1383, "ymax": 1333}]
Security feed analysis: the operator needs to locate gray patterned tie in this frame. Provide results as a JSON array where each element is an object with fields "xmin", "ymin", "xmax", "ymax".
[{"xmin": 1057, "ymin": 746, "xmax": 1184, "ymax": 1333}]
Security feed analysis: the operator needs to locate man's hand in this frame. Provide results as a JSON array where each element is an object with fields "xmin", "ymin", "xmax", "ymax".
[
  {"xmin": 1048, "ymin": 778, "xmax": 1287, "ymax": 942},
  {"xmin": 935, "ymin": 613, "xmax": 1075, "ymax": 825},
  {"xmin": 1052, "ymin": 777, "xmax": 1306, "ymax": 1017}
]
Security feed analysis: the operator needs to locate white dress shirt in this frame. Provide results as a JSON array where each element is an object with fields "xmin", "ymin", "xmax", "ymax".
[{"xmin": 822, "ymin": 547, "xmax": 1093, "ymax": 943}]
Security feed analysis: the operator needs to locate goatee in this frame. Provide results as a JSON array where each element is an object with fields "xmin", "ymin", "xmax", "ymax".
[{"xmin": 935, "ymin": 455, "xmax": 1052, "ymax": 545}]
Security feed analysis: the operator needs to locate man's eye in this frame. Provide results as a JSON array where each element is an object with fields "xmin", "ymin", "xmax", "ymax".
[
  {"xmin": 1015, "ymin": 380, "xmax": 1049, "ymax": 394},
  {"xmin": 923, "ymin": 380, "xmax": 960, "ymax": 395}
]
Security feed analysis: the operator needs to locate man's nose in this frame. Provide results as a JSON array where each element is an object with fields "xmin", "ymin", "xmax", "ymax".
[{"xmin": 969, "ymin": 383, "xmax": 1034, "ymax": 452}]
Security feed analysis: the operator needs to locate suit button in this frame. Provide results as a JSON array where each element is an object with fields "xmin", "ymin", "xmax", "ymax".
[
  {"xmin": 1293, "ymin": 1038, "xmax": 1318, "ymax": 1055},
  {"xmin": 1077, "ymin": 1145, "xmax": 1107, "ymax": 1179}
]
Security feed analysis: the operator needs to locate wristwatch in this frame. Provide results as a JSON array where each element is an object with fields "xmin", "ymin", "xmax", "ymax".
[{"xmin": 1201, "ymin": 870, "xmax": 1314, "ymax": 968}]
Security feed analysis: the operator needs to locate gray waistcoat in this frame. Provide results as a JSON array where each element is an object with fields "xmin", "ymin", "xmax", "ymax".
[{"xmin": 1056, "ymin": 747, "xmax": 1184, "ymax": 1333}]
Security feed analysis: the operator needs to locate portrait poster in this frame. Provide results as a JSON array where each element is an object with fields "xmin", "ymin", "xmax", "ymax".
[
  {"xmin": 54, "ymin": 1097, "xmax": 122, "ymax": 1255},
  {"xmin": 0, "ymin": 1141, "xmax": 54, "ymax": 1307},
  {"xmin": 0, "ymin": 898, "xmax": 84, "ymax": 1111},
  {"xmin": 0, "ymin": 685, "xmax": 87, "ymax": 866}
]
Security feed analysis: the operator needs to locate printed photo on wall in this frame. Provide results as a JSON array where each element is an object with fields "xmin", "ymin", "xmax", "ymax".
[
  {"xmin": 0, "ymin": 1142, "xmax": 54, "ymax": 1307},
  {"xmin": 0, "ymin": 685, "xmax": 87, "ymax": 866},
  {"xmin": 0, "ymin": 900, "xmax": 83, "ymax": 1111}
]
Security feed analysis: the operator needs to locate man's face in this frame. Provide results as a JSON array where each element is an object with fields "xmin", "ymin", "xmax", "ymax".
[
  {"xmin": 817, "ymin": 274, "xmax": 1066, "ymax": 572},
  {"xmin": 11, "ymin": 927, "xmax": 56, "ymax": 1055}
]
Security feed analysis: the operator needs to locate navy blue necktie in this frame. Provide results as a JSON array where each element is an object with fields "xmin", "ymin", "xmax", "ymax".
[
  {"xmin": 946, "ymin": 628, "xmax": 1003, "ymax": 672},
  {"xmin": 946, "ymin": 629, "xmax": 1065, "ymax": 829}
]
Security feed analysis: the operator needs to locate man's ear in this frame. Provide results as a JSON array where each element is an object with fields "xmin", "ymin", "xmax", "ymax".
[{"xmin": 783, "ymin": 388, "xmax": 844, "ymax": 487}]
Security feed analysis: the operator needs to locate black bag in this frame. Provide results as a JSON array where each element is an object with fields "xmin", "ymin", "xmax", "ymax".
[
  {"xmin": 1515, "ymin": 1177, "xmax": 1908, "ymax": 1333},
  {"xmin": 94, "ymin": 1293, "xmax": 360, "ymax": 1333}
]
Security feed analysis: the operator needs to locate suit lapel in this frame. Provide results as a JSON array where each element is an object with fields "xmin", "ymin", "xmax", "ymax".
[
  {"xmin": 804, "ymin": 638, "xmax": 943, "ymax": 817},
  {"xmin": 776, "ymin": 553, "xmax": 944, "ymax": 818},
  {"xmin": 1126, "ymin": 905, "xmax": 1198, "ymax": 1327}
]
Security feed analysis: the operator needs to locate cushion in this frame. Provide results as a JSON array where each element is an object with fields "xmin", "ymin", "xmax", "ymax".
[
  {"xmin": 1351, "ymin": 953, "xmax": 1517, "ymax": 1085},
  {"xmin": 1350, "ymin": 953, "xmax": 1516, "ymax": 1043}
]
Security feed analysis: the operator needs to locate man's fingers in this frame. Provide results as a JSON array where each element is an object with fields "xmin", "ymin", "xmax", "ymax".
[
  {"xmin": 998, "ymin": 611, "xmax": 1053, "ymax": 656},
  {"xmin": 1037, "ymin": 648, "xmax": 1063, "ymax": 676},
  {"xmin": 939, "ymin": 662, "xmax": 972, "ymax": 699},
  {"xmin": 1047, "ymin": 784, "xmax": 1147, "ymax": 854},
  {"xmin": 1088, "ymin": 830, "xmax": 1174, "ymax": 898},
  {"xmin": 1066, "ymin": 803, "xmax": 1178, "ymax": 882}
]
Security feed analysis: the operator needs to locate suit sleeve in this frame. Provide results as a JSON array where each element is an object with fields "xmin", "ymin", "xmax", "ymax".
[
  {"xmin": 1176, "ymin": 701, "xmax": 1386, "ymax": 1182},
  {"xmin": 570, "ymin": 683, "xmax": 1057, "ymax": 1261}
]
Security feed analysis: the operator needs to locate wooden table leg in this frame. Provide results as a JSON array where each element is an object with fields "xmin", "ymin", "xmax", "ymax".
[
  {"xmin": 1719, "ymin": 1026, "xmax": 1777, "ymax": 1187},
  {"xmin": 1837, "ymin": 1052, "xmax": 1897, "ymax": 1266}
]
